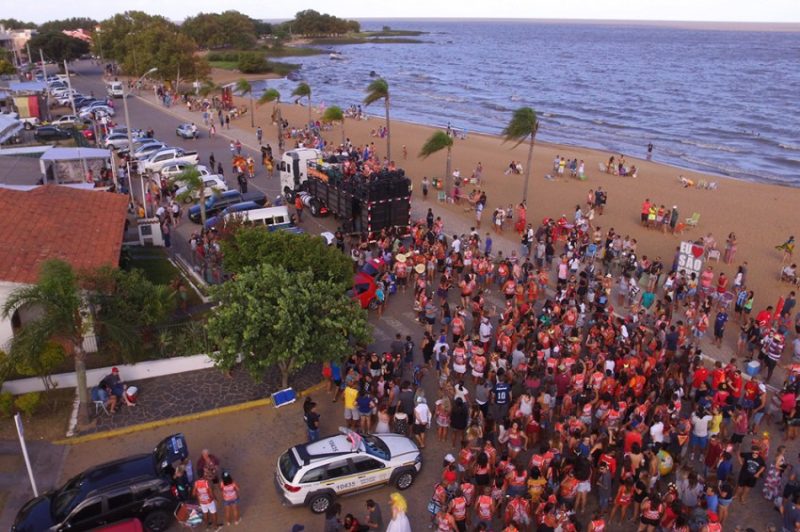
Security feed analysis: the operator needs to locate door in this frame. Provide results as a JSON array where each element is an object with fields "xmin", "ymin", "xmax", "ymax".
[
  {"xmin": 65, "ymin": 499, "xmax": 103, "ymax": 531},
  {"xmin": 322, "ymin": 459, "xmax": 357, "ymax": 494},
  {"xmin": 153, "ymin": 434, "xmax": 188, "ymax": 476},
  {"xmin": 350, "ymin": 456, "xmax": 389, "ymax": 488},
  {"xmin": 101, "ymin": 489, "xmax": 138, "ymax": 526}
]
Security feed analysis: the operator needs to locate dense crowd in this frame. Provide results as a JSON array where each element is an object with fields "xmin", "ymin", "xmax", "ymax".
[{"xmin": 322, "ymin": 203, "xmax": 800, "ymax": 532}]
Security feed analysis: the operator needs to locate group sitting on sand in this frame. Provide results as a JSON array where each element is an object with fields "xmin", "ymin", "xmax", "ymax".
[{"xmin": 601, "ymin": 154, "xmax": 638, "ymax": 178}]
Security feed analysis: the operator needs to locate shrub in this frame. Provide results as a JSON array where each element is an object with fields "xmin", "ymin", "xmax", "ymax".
[
  {"xmin": 237, "ymin": 52, "xmax": 268, "ymax": 74},
  {"xmin": 0, "ymin": 392, "xmax": 14, "ymax": 417},
  {"xmin": 14, "ymin": 392, "xmax": 41, "ymax": 417}
]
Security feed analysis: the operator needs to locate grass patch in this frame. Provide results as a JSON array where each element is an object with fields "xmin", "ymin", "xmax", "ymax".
[
  {"xmin": 0, "ymin": 388, "xmax": 74, "ymax": 442},
  {"xmin": 209, "ymin": 60, "xmax": 238, "ymax": 70},
  {"xmin": 266, "ymin": 46, "xmax": 326, "ymax": 57}
]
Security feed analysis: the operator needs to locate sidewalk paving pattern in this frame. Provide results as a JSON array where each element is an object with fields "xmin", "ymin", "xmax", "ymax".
[{"xmin": 81, "ymin": 363, "xmax": 321, "ymax": 434}]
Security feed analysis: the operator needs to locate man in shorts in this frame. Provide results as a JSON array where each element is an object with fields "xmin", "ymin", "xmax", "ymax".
[
  {"xmin": 343, "ymin": 382, "xmax": 360, "ymax": 429},
  {"xmin": 193, "ymin": 476, "xmax": 219, "ymax": 528}
]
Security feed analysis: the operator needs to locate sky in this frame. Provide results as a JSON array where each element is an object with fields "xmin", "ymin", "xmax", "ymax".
[{"xmin": 7, "ymin": 0, "xmax": 800, "ymax": 25}]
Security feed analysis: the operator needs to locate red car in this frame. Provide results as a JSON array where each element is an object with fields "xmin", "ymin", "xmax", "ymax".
[
  {"xmin": 349, "ymin": 271, "xmax": 379, "ymax": 309},
  {"xmin": 359, "ymin": 257, "xmax": 386, "ymax": 278},
  {"xmin": 81, "ymin": 128, "xmax": 95, "ymax": 141}
]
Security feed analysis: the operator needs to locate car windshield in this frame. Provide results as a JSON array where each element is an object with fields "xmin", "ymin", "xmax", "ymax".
[
  {"xmin": 51, "ymin": 475, "xmax": 83, "ymax": 520},
  {"xmin": 362, "ymin": 435, "xmax": 390, "ymax": 460},
  {"xmin": 278, "ymin": 451, "xmax": 299, "ymax": 482},
  {"xmin": 361, "ymin": 263, "xmax": 380, "ymax": 277}
]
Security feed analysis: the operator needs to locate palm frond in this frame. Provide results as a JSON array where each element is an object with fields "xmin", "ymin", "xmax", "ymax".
[
  {"xmin": 257, "ymin": 88, "xmax": 280, "ymax": 106},
  {"xmin": 322, "ymin": 105, "xmax": 344, "ymax": 123},
  {"xmin": 364, "ymin": 78, "xmax": 389, "ymax": 106},
  {"xmin": 235, "ymin": 79, "xmax": 252, "ymax": 96},
  {"xmin": 418, "ymin": 130, "xmax": 454, "ymax": 158},
  {"xmin": 291, "ymin": 82, "xmax": 311, "ymax": 99},
  {"xmin": 501, "ymin": 107, "xmax": 540, "ymax": 148}
]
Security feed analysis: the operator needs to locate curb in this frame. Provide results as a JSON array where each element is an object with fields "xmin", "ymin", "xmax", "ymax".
[{"xmin": 54, "ymin": 381, "xmax": 326, "ymax": 446}]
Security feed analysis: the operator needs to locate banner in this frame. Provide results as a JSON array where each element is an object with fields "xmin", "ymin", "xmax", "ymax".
[{"xmin": 678, "ymin": 241, "xmax": 705, "ymax": 277}]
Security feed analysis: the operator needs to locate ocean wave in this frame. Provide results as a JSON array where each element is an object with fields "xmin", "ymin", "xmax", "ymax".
[
  {"xmin": 779, "ymin": 143, "xmax": 800, "ymax": 152},
  {"xmin": 679, "ymin": 139, "xmax": 741, "ymax": 153}
]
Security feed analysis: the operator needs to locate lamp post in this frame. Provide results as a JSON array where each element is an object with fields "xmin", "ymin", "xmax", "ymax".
[{"xmin": 122, "ymin": 67, "xmax": 157, "ymax": 216}]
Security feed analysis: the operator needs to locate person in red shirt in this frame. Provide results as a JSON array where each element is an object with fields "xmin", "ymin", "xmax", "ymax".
[
  {"xmin": 623, "ymin": 425, "xmax": 643, "ymax": 454},
  {"xmin": 728, "ymin": 370, "xmax": 743, "ymax": 400},
  {"xmin": 692, "ymin": 364, "xmax": 709, "ymax": 391},
  {"xmin": 755, "ymin": 306, "xmax": 774, "ymax": 327},
  {"xmin": 710, "ymin": 361, "xmax": 726, "ymax": 391}
]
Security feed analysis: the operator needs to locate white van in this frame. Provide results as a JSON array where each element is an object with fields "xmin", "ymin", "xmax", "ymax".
[
  {"xmin": 226, "ymin": 205, "xmax": 291, "ymax": 229},
  {"xmin": 106, "ymin": 81, "xmax": 124, "ymax": 98}
]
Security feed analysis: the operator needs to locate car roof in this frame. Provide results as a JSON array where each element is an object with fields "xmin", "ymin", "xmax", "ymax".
[
  {"xmin": 297, "ymin": 435, "xmax": 363, "ymax": 465},
  {"xmin": 74, "ymin": 454, "xmax": 157, "ymax": 498}
]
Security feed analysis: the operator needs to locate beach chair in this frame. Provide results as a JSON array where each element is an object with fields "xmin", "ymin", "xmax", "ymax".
[
  {"xmin": 437, "ymin": 190, "xmax": 447, "ymax": 203},
  {"xmin": 707, "ymin": 249, "xmax": 721, "ymax": 262},
  {"xmin": 685, "ymin": 213, "xmax": 700, "ymax": 227}
]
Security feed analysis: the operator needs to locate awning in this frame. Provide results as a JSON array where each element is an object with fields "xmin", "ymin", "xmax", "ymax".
[
  {"xmin": 0, "ymin": 113, "xmax": 22, "ymax": 144},
  {"xmin": 39, "ymin": 147, "xmax": 112, "ymax": 162},
  {"xmin": 8, "ymin": 81, "xmax": 48, "ymax": 93}
]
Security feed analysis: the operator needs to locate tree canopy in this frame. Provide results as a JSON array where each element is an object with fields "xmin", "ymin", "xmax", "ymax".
[
  {"xmin": 93, "ymin": 11, "xmax": 209, "ymax": 80},
  {"xmin": 207, "ymin": 264, "xmax": 370, "ymax": 387},
  {"xmin": 0, "ymin": 18, "xmax": 36, "ymax": 30},
  {"xmin": 181, "ymin": 11, "xmax": 258, "ymax": 50},
  {"xmin": 38, "ymin": 17, "xmax": 98, "ymax": 33},
  {"xmin": 29, "ymin": 32, "xmax": 90, "ymax": 64},
  {"xmin": 220, "ymin": 228, "xmax": 353, "ymax": 290},
  {"xmin": 280, "ymin": 10, "xmax": 360, "ymax": 36}
]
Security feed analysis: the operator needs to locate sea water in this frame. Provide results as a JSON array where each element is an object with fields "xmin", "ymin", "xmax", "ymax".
[{"xmin": 250, "ymin": 20, "xmax": 800, "ymax": 186}]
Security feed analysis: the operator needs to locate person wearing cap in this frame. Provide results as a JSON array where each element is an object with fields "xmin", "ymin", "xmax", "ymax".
[{"xmin": 99, "ymin": 367, "xmax": 134, "ymax": 407}]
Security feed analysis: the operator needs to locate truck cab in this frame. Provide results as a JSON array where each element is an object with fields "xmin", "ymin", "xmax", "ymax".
[
  {"xmin": 107, "ymin": 81, "xmax": 125, "ymax": 98},
  {"xmin": 279, "ymin": 147, "xmax": 322, "ymax": 201}
]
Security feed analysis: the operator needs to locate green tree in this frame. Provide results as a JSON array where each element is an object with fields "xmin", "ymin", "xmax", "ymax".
[
  {"xmin": 220, "ymin": 229, "xmax": 352, "ymax": 289},
  {"xmin": 198, "ymin": 80, "xmax": 219, "ymax": 98},
  {"xmin": 0, "ymin": 18, "xmax": 36, "ymax": 30},
  {"xmin": 182, "ymin": 11, "xmax": 257, "ymax": 50},
  {"xmin": 235, "ymin": 78, "xmax": 255, "ymax": 128},
  {"xmin": 419, "ymin": 130, "xmax": 455, "ymax": 196},
  {"xmin": 502, "ymin": 107, "xmax": 540, "ymax": 204},
  {"xmin": 39, "ymin": 17, "xmax": 98, "ymax": 33},
  {"xmin": 236, "ymin": 51, "xmax": 267, "ymax": 73},
  {"xmin": 291, "ymin": 81, "xmax": 312, "ymax": 126},
  {"xmin": 207, "ymin": 264, "xmax": 370, "ymax": 388},
  {"xmin": 171, "ymin": 166, "xmax": 210, "ymax": 225},
  {"xmin": 29, "ymin": 32, "xmax": 90, "ymax": 65},
  {"xmin": 258, "ymin": 88, "xmax": 283, "ymax": 154},
  {"xmin": 322, "ymin": 105, "xmax": 345, "ymax": 146},
  {"xmin": 12, "ymin": 341, "xmax": 65, "ymax": 393},
  {"xmin": 1, "ymin": 260, "xmax": 165, "ymax": 424},
  {"xmin": 364, "ymin": 78, "xmax": 391, "ymax": 161},
  {"xmin": 0, "ymin": 58, "xmax": 15, "ymax": 76}
]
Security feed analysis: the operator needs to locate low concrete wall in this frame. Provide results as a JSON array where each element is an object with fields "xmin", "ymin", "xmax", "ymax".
[{"xmin": 1, "ymin": 353, "xmax": 217, "ymax": 395}]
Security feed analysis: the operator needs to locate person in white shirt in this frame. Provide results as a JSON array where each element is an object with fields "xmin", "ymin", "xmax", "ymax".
[
  {"xmin": 413, "ymin": 397, "xmax": 431, "ymax": 448},
  {"xmin": 649, "ymin": 416, "xmax": 665, "ymax": 444},
  {"xmin": 689, "ymin": 408, "xmax": 713, "ymax": 461},
  {"xmin": 479, "ymin": 317, "xmax": 493, "ymax": 347}
]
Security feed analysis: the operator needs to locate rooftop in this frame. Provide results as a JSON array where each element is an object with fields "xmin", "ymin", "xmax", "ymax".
[{"xmin": 0, "ymin": 186, "xmax": 129, "ymax": 284}]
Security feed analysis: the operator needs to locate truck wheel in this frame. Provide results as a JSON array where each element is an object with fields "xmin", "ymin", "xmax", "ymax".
[
  {"xmin": 142, "ymin": 510, "xmax": 171, "ymax": 531},
  {"xmin": 310, "ymin": 199, "xmax": 321, "ymax": 217},
  {"xmin": 308, "ymin": 493, "xmax": 333, "ymax": 514}
]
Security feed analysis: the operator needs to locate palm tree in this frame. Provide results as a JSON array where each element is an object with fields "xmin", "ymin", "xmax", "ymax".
[
  {"xmin": 419, "ymin": 130, "xmax": 455, "ymax": 195},
  {"xmin": 291, "ymin": 82, "xmax": 312, "ymax": 126},
  {"xmin": 235, "ymin": 78, "xmax": 255, "ymax": 128},
  {"xmin": 172, "ymin": 165, "xmax": 209, "ymax": 226},
  {"xmin": 502, "ymin": 107, "xmax": 540, "ymax": 204},
  {"xmin": 198, "ymin": 80, "xmax": 218, "ymax": 98},
  {"xmin": 322, "ymin": 105, "xmax": 345, "ymax": 146},
  {"xmin": 258, "ymin": 88, "xmax": 284, "ymax": 155},
  {"xmin": 364, "ymin": 78, "xmax": 391, "ymax": 161}
]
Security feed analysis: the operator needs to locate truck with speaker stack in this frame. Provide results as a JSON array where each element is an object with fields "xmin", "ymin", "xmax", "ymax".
[{"xmin": 278, "ymin": 148, "xmax": 411, "ymax": 237}]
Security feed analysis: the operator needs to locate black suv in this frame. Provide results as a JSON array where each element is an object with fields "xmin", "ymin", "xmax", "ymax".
[
  {"xmin": 12, "ymin": 434, "xmax": 188, "ymax": 532},
  {"xmin": 188, "ymin": 189, "xmax": 268, "ymax": 223}
]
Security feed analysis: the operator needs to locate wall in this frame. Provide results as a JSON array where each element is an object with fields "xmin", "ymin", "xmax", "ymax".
[
  {"xmin": 0, "ymin": 280, "xmax": 24, "ymax": 351},
  {"xmin": 1, "ymin": 353, "xmax": 219, "ymax": 395}
]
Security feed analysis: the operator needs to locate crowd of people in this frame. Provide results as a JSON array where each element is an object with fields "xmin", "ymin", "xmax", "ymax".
[{"xmin": 316, "ymin": 190, "xmax": 800, "ymax": 531}]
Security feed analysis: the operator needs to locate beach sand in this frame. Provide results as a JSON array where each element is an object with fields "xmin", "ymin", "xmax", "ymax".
[{"xmin": 220, "ymin": 80, "xmax": 798, "ymax": 315}]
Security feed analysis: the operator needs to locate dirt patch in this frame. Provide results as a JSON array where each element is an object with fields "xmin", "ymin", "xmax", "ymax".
[
  {"xmin": 0, "ymin": 388, "xmax": 74, "ymax": 442},
  {"xmin": 0, "ymin": 454, "xmax": 22, "ymax": 474}
]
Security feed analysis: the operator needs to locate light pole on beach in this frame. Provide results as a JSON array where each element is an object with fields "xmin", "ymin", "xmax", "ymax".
[{"xmin": 122, "ymin": 67, "xmax": 157, "ymax": 215}]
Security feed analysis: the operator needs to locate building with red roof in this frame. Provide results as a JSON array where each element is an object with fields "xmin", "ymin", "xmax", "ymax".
[{"xmin": 0, "ymin": 185, "xmax": 129, "ymax": 348}]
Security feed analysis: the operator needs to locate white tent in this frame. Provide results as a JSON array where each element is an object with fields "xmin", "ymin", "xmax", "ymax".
[
  {"xmin": 39, "ymin": 147, "xmax": 113, "ymax": 184},
  {"xmin": 0, "ymin": 113, "xmax": 22, "ymax": 144}
]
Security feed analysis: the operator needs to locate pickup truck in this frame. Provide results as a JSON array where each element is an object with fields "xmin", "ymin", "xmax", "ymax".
[
  {"xmin": 142, "ymin": 147, "xmax": 200, "ymax": 174},
  {"xmin": 188, "ymin": 190, "xmax": 268, "ymax": 223}
]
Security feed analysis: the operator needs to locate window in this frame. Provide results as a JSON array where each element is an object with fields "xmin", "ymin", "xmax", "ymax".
[
  {"xmin": 325, "ymin": 460, "xmax": 353, "ymax": 480},
  {"xmin": 351, "ymin": 457, "xmax": 384, "ymax": 473},
  {"xmin": 70, "ymin": 501, "xmax": 101, "ymax": 524},
  {"xmin": 300, "ymin": 467, "xmax": 326, "ymax": 484},
  {"xmin": 355, "ymin": 283, "xmax": 370, "ymax": 295},
  {"xmin": 107, "ymin": 491, "xmax": 134, "ymax": 510}
]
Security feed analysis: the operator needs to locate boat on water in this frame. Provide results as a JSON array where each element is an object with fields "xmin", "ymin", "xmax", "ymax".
[{"xmin": 329, "ymin": 52, "xmax": 344, "ymax": 61}]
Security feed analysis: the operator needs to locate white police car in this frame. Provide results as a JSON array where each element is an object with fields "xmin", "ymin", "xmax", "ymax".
[{"xmin": 275, "ymin": 428, "xmax": 422, "ymax": 513}]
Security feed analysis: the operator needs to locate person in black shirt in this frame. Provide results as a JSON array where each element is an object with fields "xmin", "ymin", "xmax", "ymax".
[
  {"xmin": 735, "ymin": 446, "xmax": 766, "ymax": 502},
  {"xmin": 303, "ymin": 398, "xmax": 320, "ymax": 442}
]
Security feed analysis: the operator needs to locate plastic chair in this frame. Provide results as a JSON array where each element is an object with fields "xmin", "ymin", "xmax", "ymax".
[
  {"xmin": 94, "ymin": 400, "xmax": 110, "ymax": 416},
  {"xmin": 437, "ymin": 190, "xmax": 446, "ymax": 203},
  {"xmin": 685, "ymin": 213, "xmax": 700, "ymax": 227},
  {"xmin": 707, "ymin": 249, "xmax": 721, "ymax": 262}
]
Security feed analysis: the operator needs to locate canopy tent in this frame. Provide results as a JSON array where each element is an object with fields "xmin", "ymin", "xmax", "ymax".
[
  {"xmin": 39, "ymin": 147, "xmax": 113, "ymax": 184},
  {"xmin": 0, "ymin": 113, "xmax": 23, "ymax": 144},
  {"xmin": 8, "ymin": 81, "xmax": 48, "ymax": 93}
]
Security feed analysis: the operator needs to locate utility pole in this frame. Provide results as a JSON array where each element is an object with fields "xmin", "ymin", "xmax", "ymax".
[
  {"xmin": 39, "ymin": 49, "xmax": 47, "ymax": 81},
  {"xmin": 25, "ymin": 42, "xmax": 32, "ymax": 66},
  {"xmin": 63, "ymin": 60, "xmax": 77, "ymax": 116}
]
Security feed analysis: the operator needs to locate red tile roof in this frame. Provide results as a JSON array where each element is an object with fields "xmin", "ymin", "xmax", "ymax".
[{"xmin": 0, "ymin": 186, "xmax": 129, "ymax": 284}]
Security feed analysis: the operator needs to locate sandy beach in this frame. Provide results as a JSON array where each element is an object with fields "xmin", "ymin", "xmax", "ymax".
[{"xmin": 216, "ymin": 75, "xmax": 797, "ymax": 315}]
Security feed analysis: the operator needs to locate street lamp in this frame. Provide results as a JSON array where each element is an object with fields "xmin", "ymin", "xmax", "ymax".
[{"xmin": 121, "ymin": 67, "xmax": 157, "ymax": 215}]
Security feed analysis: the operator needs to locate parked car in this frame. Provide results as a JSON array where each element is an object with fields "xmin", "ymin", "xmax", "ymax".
[
  {"xmin": 159, "ymin": 163, "xmax": 210, "ymax": 180},
  {"xmin": 11, "ymin": 434, "xmax": 187, "ymax": 532},
  {"xmin": 79, "ymin": 105, "xmax": 115, "ymax": 119},
  {"xmin": 349, "ymin": 270, "xmax": 380, "ymax": 309},
  {"xmin": 141, "ymin": 148, "xmax": 199, "ymax": 174},
  {"xmin": 188, "ymin": 190, "xmax": 268, "ymax": 223},
  {"xmin": 34, "ymin": 126, "xmax": 72, "ymax": 141},
  {"xmin": 132, "ymin": 143, "xmax": 167, "ymax": 160},
  {"xmin": 118, "ymin": 138, "xmax": 161, "ymax": 157},
  {"xmin": 104, "ymin": 132, "xmax": 133, "ymax": 149},
  {"xmin": 50, "ymin": 115, "xmax": 80, "ymax": 127},
  {"xmin": 275, "ymin": 428, "xmax": 421, "ymax": 513},
  {"xmin": 81, "ymin": 128, "xmax": 95, "ymax": 141},
  {"xmin": 204, "ymin": 200, "xmax": 264, "ymax": 229},
  {"xmin": 175, "ymin": 123, "xmax": 199, "ymax": 139},
  {"xmin": 173, "ymin": 175, "xmax": 228, "ymax": 202}
]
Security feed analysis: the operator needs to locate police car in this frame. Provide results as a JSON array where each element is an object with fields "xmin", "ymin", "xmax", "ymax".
[{"xmin": 275, "ymin": 428, "xmax": 422, "ymax": 513}]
